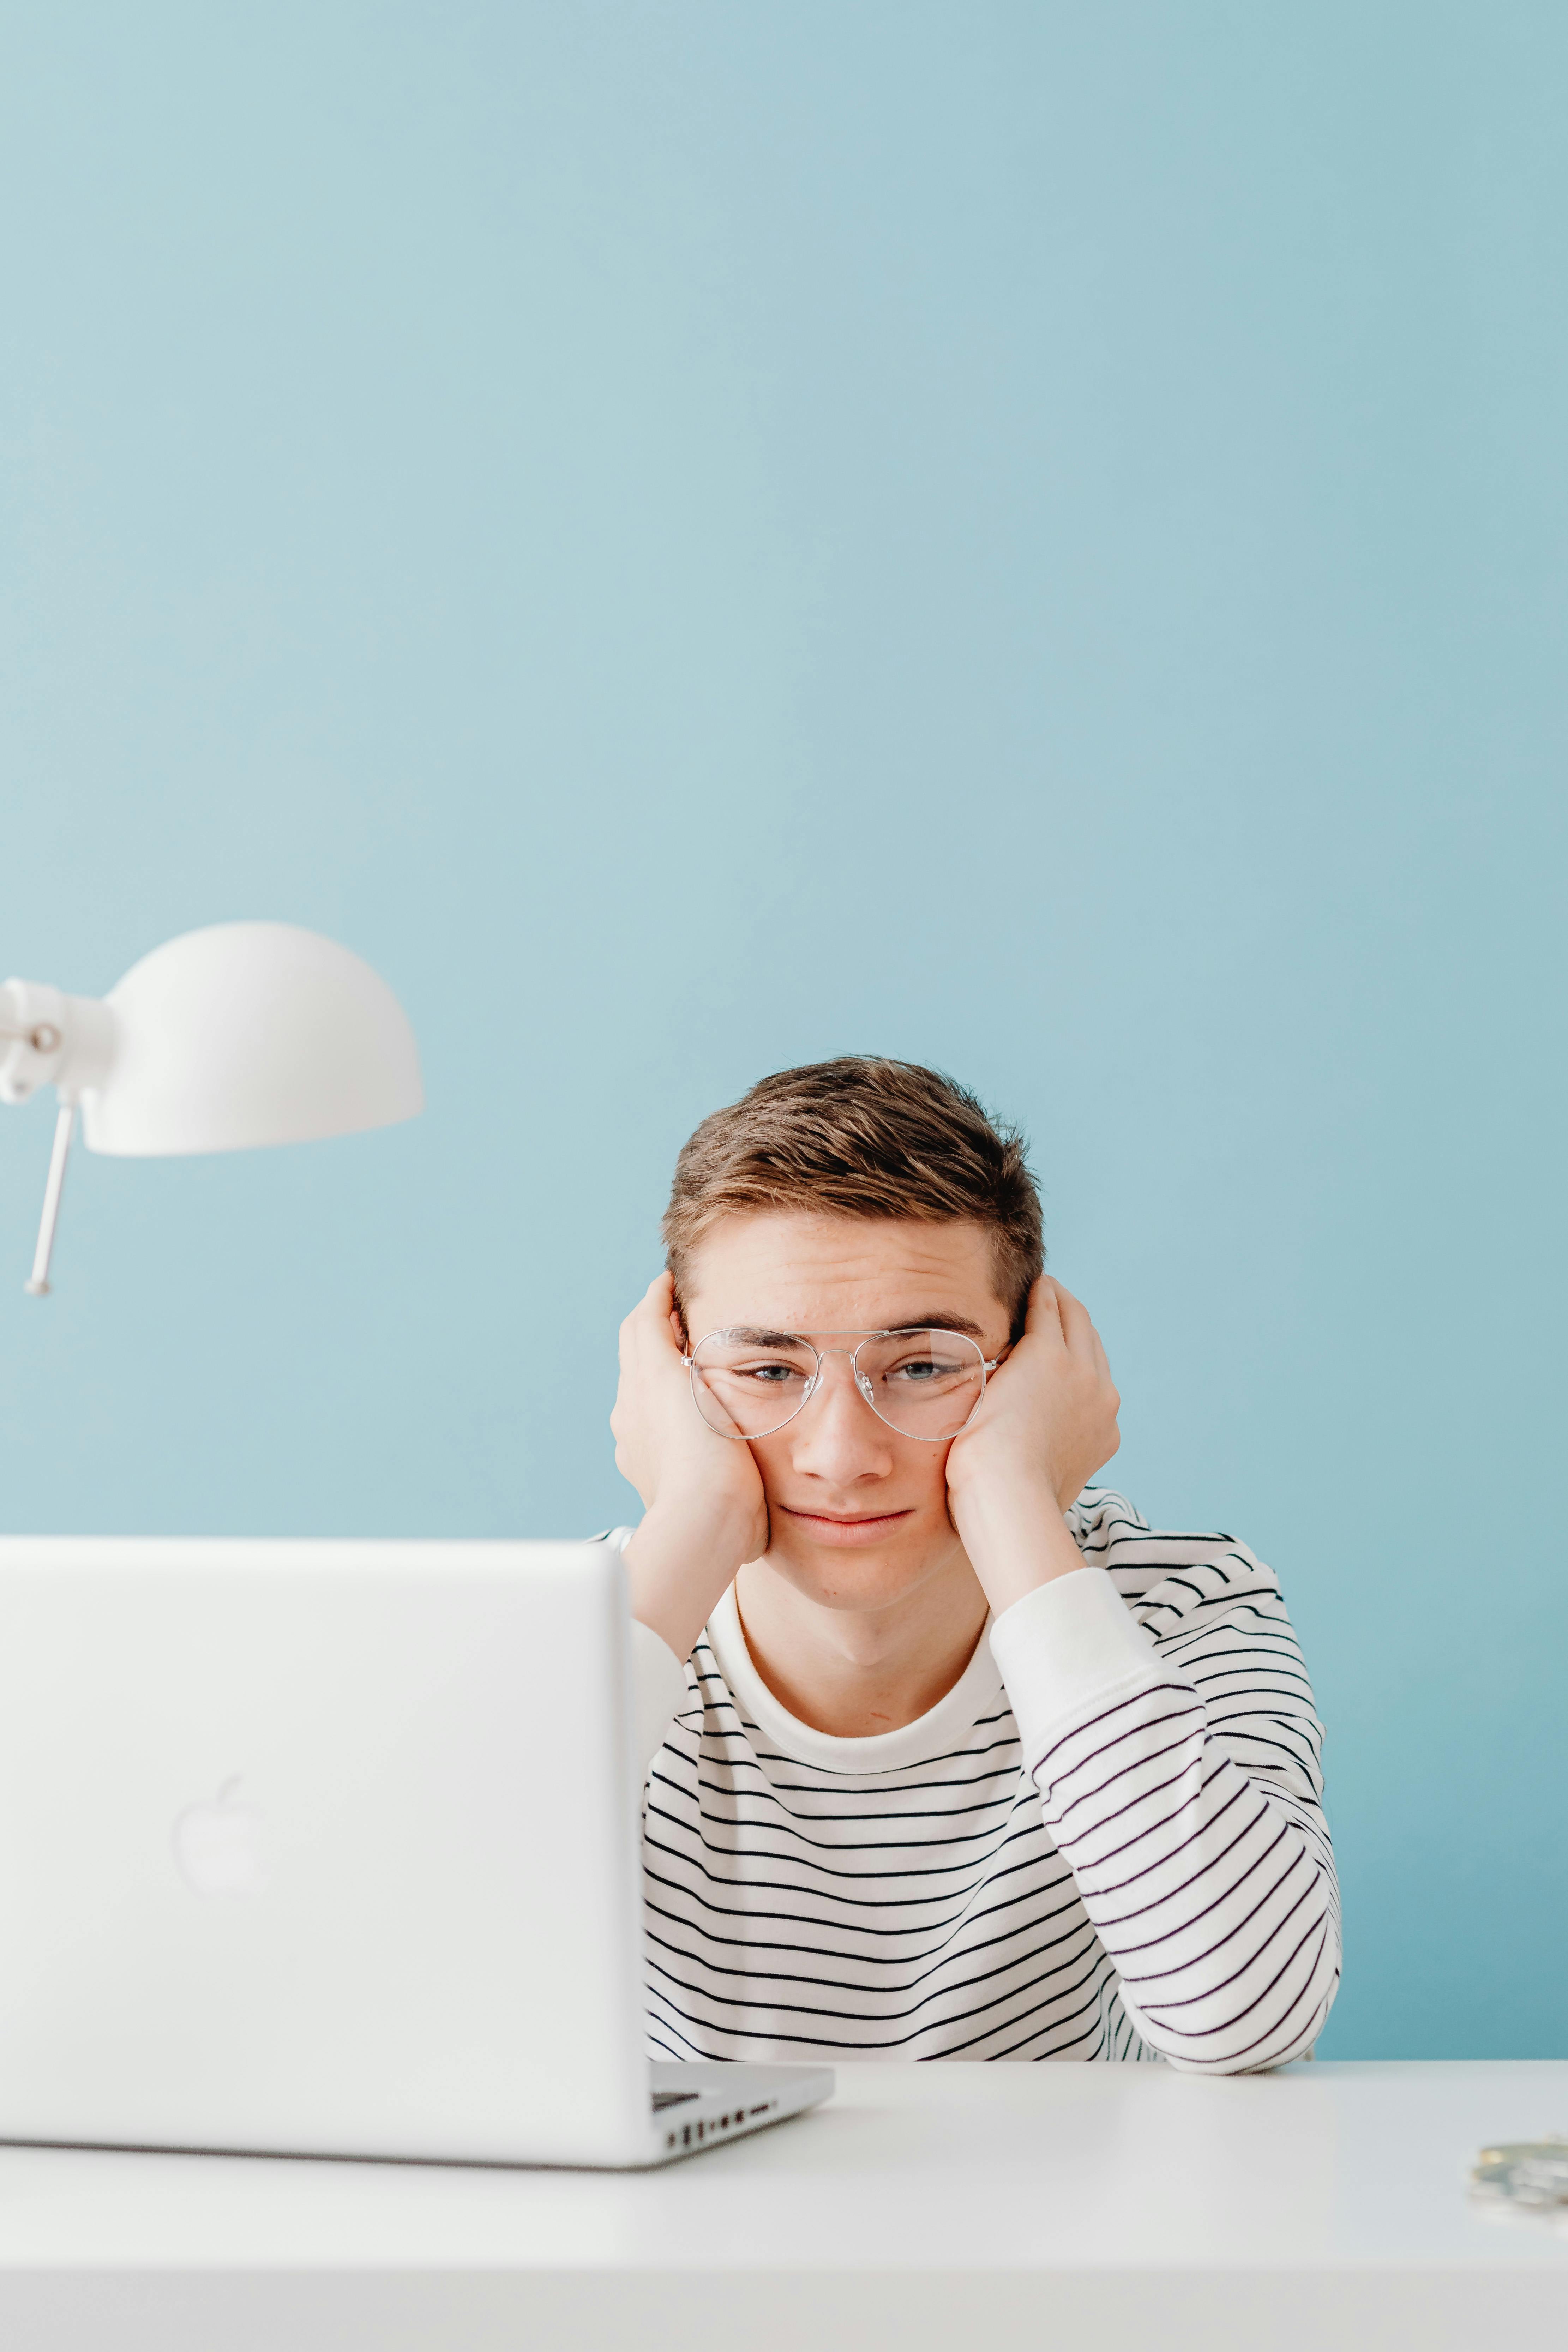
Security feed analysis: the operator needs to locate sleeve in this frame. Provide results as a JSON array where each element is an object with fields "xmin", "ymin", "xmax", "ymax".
[
  {"xmin": 988, "ymin": 1497, "xmax": 1340, "ymax": 2073},
  {"xmin": 601, "ymin": 1527, "xmax": 690, "ymax": 1779}
]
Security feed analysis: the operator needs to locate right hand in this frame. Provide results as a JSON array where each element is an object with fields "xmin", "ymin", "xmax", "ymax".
[{"xmin": 611, "ymin": 1274, "xmax": 768, "ymax": 1659}]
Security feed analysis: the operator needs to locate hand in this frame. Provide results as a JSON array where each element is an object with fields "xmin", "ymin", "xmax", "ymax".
[
  {"xmin": 944, "ymin": 1277, "xmax": 1121, "ymax": 1616},
  {"xmin": 611, "ymin": 1273, "xmax": 768, "ymax": 1660}
]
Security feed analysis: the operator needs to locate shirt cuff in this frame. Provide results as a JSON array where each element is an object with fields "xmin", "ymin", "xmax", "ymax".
[
  {"xmin": 631, "ymin": 1616, "xmax": 689, "ymax": 1777},
  {"xmin": 987, "ymin": 1566, "xmax": 1161, "ymax": 1771}
]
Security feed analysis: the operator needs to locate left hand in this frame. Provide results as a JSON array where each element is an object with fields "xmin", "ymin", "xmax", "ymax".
[{"xmin": 944, "ymin": 1277, "xmax": 1121, "ymax": 1613}]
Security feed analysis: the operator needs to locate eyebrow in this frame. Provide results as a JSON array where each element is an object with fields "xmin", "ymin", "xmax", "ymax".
[{"xmin": 721, "ymin": 1313, "xmax": 987, "ymax": 1343}]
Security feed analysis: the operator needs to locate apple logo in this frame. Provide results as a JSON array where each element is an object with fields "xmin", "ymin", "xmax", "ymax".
[{"xmin": 173, "ymin": 1777, "xmax": 267, "ymax": 1895}]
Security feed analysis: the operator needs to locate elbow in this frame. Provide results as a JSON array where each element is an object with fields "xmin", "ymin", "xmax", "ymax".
[
  {"xmin": 1156, "ymin": 1979, "xmax": 1339, "ymax": 2075},
  {"xmin": 1128, "ymin": 1913, "xmax": 1342, "ymax": 2076}
]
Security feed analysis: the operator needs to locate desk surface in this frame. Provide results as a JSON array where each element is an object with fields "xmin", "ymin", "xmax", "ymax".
[{"xmin": 1, "ymin": 2061, "xmax": 1564, "ymax": 2352}]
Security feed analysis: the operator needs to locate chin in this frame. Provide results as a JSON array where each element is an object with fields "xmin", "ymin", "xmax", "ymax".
[{"xmin": 768, "ymin": 1523, "xmax": 956, "ymax": 1610}]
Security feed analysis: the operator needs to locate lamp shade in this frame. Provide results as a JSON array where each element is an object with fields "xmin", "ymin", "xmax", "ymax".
[{"xmin": 79, "ymin": 922, "xmax": 424, "ymax": 1157}]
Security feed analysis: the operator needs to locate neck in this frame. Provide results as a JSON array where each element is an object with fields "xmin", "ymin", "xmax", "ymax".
[{"xmin": 733, "ymin": 1547, "xmax": 989, "ymax": 1738}]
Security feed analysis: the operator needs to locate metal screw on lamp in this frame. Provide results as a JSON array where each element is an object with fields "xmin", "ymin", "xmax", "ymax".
[{"xmin": 0, "ymin": 923, "xmax": 424, "ymax": 1295}]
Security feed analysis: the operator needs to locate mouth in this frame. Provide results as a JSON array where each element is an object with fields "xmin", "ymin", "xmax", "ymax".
[{"xmin": 779, "ymin": 1506, "xmax": 915, "ymax": 1547}]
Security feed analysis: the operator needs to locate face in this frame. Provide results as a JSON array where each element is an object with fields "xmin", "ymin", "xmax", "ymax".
[{"xmin": 680, "ymin": 1213, "xmax": 1013, "ymax": 1612}]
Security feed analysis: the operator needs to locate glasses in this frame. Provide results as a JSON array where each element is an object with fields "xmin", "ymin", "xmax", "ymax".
[{"xmin": 683, "ymin": 1327, "xmax": 1001, "ymax": 1444}]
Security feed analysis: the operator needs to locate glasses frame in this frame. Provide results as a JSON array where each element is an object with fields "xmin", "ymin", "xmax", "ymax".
[{"xmin": 681, "ymin": 1326, "xmax": 1004, "ymax": 1444}]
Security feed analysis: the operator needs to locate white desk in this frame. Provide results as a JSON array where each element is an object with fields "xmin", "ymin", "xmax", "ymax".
[{"xmin": 1, "ymin": 2061, "xmax": 1564, "ymax": 2351}]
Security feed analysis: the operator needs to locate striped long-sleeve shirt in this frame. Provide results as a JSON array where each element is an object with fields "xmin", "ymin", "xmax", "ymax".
[{"xmin": 618, "ymin": 1489, "xmax": 1340, "ymax": 2071}]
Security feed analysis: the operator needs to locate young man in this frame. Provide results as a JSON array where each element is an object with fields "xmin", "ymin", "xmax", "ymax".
[{"xmin": 609, "ymin": 1058, "xmax": 1339, "ymax": 2070}]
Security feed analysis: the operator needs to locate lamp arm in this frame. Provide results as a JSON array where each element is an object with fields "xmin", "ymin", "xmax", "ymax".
[{"xmin": 24, "ymin": 1104, "xmax": 75, "ymax": 1298}]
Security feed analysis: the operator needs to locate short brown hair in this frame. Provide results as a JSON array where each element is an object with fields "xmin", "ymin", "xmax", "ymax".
[{"xmin": 663, "ymin": 1058, "xmax": 1044, "ymax": 1333}]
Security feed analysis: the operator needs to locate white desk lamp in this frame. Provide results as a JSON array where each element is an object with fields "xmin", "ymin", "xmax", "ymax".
[{"xmin": 0, "ymin": 922, "xmax": 424, "ymax": 1295}]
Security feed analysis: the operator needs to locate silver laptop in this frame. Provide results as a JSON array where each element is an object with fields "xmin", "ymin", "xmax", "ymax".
[{"xmin": 0, "ymin": 1536, "xmax": 831, "ymax": 2167}]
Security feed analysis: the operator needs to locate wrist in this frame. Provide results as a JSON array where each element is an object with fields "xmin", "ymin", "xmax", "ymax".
[
  {"xmin": 950, "ymin": 1472, "xmax": 1085, "ymax": 1617},
  {"xmin": 638, "ymin": 1488, "xmax": 757, "ymax": 1559},
  {"xmin": 624, "ymin": 1493, "xmax": 757, "ymax": 1663}
]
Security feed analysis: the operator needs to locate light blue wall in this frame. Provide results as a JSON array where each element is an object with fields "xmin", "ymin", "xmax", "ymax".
[{"xmin": 2, "ymin": 4, "xmax": 1563, "ymax": 2059}]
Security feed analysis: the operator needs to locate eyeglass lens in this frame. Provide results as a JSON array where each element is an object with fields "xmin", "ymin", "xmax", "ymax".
[{"xmin": 689, "ymin": 1329, "xmax": 986, "ymax": 1442}]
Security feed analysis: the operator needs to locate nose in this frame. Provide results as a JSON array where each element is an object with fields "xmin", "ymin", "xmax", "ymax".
[{"xmin": 786, "ymin": 1354, "xmax": 894, "ymax": 1482}]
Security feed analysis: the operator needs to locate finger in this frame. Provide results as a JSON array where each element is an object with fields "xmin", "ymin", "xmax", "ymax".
[
  {"xmin": 642, "ymin": 1274, "xmax": 687, "ymax": 1346},
  {"xmin": 626, "ymin": 1272, "xmax": 672, "ymax": 1336},
  {"xmin": 1022, "ymin": 1275, "xmax": 1064, "ymax": 1342},
  {"xmin": 621, "ymin": 1275, "xmax": 686, "ymax": 1370},
  {"xmin": 1057, "ymin": 1290, "xmax": 1112, "ymax": 1378},
  {"xmin": 1051, "ymin": 1281, "xmax": 1098, "ymax": 1357},
  {"xmin": 654, "ymin": 1273, "xmax": 697, "ymax": 1355},
  {"xmin": 623, "ymin": 1273, "xmax": 668, "ymax": 1353}
]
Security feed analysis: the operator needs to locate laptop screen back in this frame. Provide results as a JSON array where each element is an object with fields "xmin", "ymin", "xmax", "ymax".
[{"xmin": 0, "ymin": 1537, "xmax": 650, "ymax": 2165}]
